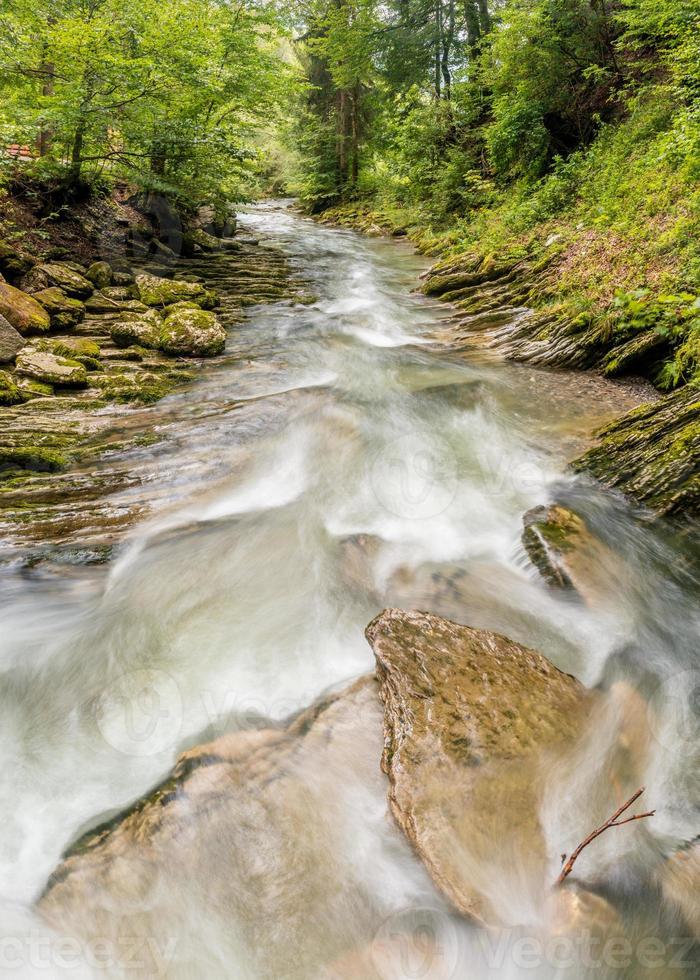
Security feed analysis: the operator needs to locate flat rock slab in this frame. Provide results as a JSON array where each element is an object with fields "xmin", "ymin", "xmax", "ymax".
[
  {"xmin": 16, "ymin": 348, "xmax": 87, "ymax": 387},
  {"xmin": 366, "ymin": 608, "xmax": 591, "ymax": 924}
]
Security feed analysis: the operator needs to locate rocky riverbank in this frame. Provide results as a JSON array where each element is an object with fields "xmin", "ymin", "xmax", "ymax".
[{"xmin": 0, "ymin": 196, "xmax": 310, "ymax": 548}]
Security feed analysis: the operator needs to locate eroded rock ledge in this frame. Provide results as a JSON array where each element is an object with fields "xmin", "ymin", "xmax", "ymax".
[{"xmin": 572, "ymin": 383, "xmax": 700, "ymax": 520}]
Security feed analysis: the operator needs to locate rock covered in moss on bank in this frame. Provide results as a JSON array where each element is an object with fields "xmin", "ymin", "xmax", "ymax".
[
  {"xmin": 0, "ymin": 241, "xmax": 35, "ymax": 280},
  {"xmin": 0, "ymin": 370, "xmax": 24, "ymax": 406},
  {"xmin": 366, "ymin": 607, "xmax": 590, "ymax": 925},
  {"xmin": 32, "ymin": 287, "xmax": 85, "ymax": 330},
  {"xmin": 135, "ymin": 273, "xmax": 215, "ymax": 309},
  {"xmin": 0, "ymin": 315, "xmax": 25, "ymax": 362},
  {"xmin": 109, "ymin": 310, "xmax": 163, "ymax": 349},
  {"xmin": 15, "ymin": 348, "xmax": 88, "ymax": 388},
  {"xmin": 160, "ymin": 306, "xmax": 225, "ymax": 356},
  {"xmin": 572, "ymin": 384, "xmax": 700, "ymax": 519},
  {"xmin": 32, "ymin": 337, "xmax": 102, "ymax": 372},
  {"xmin": 0, "ymin": 281, "xmax": 51, "ymax": 335},
  {"xmin": 85, "ymin": 261, "xmax": 113, "ymax": 290},
  {"xmin": 19, "ymin": 263, "xmax": 94, "ymax": 300}
]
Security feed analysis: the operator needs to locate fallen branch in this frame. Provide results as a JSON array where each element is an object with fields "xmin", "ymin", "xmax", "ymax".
[{"xmin": 556, "ymin": 787, "xmax": 655, "ymax": 886}]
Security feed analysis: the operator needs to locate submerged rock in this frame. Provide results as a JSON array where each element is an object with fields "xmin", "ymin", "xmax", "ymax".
[
  {"xmin": 0, "ymin": 281, "xmax": 51, "ymax": 335},
  {"xmin": 159, "ymin": 307, "xmax": 226, "ymax": 357},
  {"xmin": 366, "ymin": 608, "xmax": 590, "ymax": 924},
  {"xmin": 16, "ymin": 348, "xmax": 88, "ymax": 387},
  {"xmin": 572, "ymin": 385, "xmax": 700, "ymax": 519},
  {"xmin": 19, "ymin": 263, "xmax": 94, "ymax": 299},
  {"xmin": 38, "ymin": 678, "xmax": 386, "ymax": 978},
  {"xmin": 0, "ymin": 314, "xmax": 24, "ymax": 362},
  {"xmin": 33, "ymin": 287, "xmax": 85, "ymax": 330},
  {"xmin": 659, "ymin": 841, "xmax": 700, "ymax": 936}
]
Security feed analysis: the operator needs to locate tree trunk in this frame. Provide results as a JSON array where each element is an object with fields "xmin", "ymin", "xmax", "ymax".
[{"xmin": 70, "ymin": 119, "xmax": 86, "ymax": 181}]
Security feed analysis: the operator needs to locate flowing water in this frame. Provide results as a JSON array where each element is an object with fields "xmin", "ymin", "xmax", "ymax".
[{"xmin": 0, "ymin": 202, "xmax": 698, "ymax": 978}]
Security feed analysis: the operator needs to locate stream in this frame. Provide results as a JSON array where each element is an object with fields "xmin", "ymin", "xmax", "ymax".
[{"xmin": 0, "ymin": 201, "xmax": 697, "ymax": 978}]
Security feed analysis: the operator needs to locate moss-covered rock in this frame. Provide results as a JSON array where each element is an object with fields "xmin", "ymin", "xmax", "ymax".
[
  {"xmin": 572, "ymin": 384, "xmax": 700, "ymax": 518},
  {"xmin": 32, "ymin": 287, "xmax": 85, "ymax": 330},
  {"xmin": 83, "ymin": 292, "xmax": 128, "ymax": 315},
  {"xmin": 16, "ymin": 377, "xmax": 54, "ymax": 400},
  {"xmin": 16, "ymin": 348, "xmax": 88, "ymax": 387},
  {"xmin": 92, "ymin": 371, "xmax": 173, "ymax": 404},
  {"xmin": 0, "ymin": 370, "xmax": 24, "ymax": 406},
  {"xmin": 110, "ymin": 310, "xmax": 163, "ymax": 349},
  {"xmin": 0, "ymin": 241, "xmax": 34, "ymax": 280},
  {"xmin": 159, "ymin": 307, "xmax": 225, "ymax": 357},
  {"xmin": 135, "ymin": 273, "xmax": 210, "ymax": 309},
  {"xmin": 19, "ymin": 263, "xmax": 94, "ymax": 299},
  {"xmin": 32, "ymin": 338, "xmax": 102, "ymax": 372},
  {"xmin": 0, "ymin": 446, "xmax": 68, "ymax": 474},
  {"xmin": 191, "ymin": 228, "xmax": 222, "ymax": 252},
  {"xmin": 85, "ymin": 261, "xmax": 113, "ymax": 290},
  {"xmin": 0, "ymin": 314, "xmax": 24, "ymax": 362},
  {"xmin": 0, "ymin": 282, "xmax": 51, "ymax": 335}
]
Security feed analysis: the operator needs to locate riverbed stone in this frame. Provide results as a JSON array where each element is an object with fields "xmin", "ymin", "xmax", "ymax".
[
  {"xmin": 521, "ymin": 503, "xmax": 622, "ymax": 606},
  {"xmin": 38, "ymin": 677, "xmax": 386, "ymax": 979},
  {"xmin": 159, "ymin": 307, "xmax": 225, "ymax": 357},
  {"xmin": 366, "ymin": 608, "xmax": 590, "ymax": 925},
  {"xmin": 16, "ymin": 348, "xmax": 88, "ymax": 387},
  {"xmin": 0, "ymin": 314, "xmax": 24, "ymax": 362},
  {"xmin": 32, "ymin": 338, "xmax": 102, "ymax": 372},
  {"xmin": 19, "ymin": 263, "xmax": 94, "ymax": 299},
  {"xmin": 659, "ymin": 842, "xmax": 700, "ymax": 936},
  {"xmin": 85, "ymin": 261, "xmax": 113, "ymax": 290},
  {"xmin": 32, "ymin": 287, "xmax": 85, "ymax": 330},
  {"xmin": 0, "ymin": 282, "xmax": 51, "ymax": 335}
]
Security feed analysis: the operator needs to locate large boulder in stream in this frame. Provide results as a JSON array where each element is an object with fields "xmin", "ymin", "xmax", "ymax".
[
  {"xmin": 366, "ymin": 608, "xmax": 591, "ymax": 924},
  {"xmin": 38, "ymin": 678, "xmax": 389, "ymax": 978},
  {"xmin": 38, "ymin": 612, "xmax": 593, "ymax": 941}
]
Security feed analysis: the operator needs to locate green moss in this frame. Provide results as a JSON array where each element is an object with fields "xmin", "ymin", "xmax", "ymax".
[
  {"xmin": 0, "ymin": 446, "xmax": 68, "ymax": 474},
  {"xmin": 0, "ymin": 370, "xmax": 24, "ymax": 406},
  {"xmin": 92, "ymin": 371, "xmax": 174, "ymax": 404}
]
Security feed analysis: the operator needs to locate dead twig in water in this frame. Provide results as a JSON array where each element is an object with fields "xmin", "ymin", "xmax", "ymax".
[{"xmin": 556, "ymin": 787, "xmax": 655, "ymax": 886}]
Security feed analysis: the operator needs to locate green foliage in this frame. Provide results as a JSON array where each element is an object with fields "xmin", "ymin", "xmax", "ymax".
[{"xmin": 0, "ymin": 0, "xmax": 297, "ymax": 206}]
